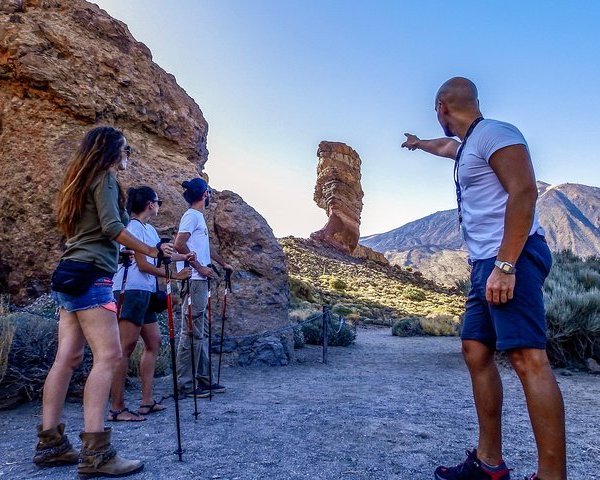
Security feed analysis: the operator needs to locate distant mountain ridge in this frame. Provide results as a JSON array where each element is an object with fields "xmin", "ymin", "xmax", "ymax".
[{"xmin": 360, "ymin": 182, "xmax": 600, "ymax": 285}]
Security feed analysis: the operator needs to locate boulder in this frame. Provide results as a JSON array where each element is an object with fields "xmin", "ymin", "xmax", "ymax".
[
  {"xmin": 0, "ymin": 0, "xmax": 291, "ymax": 365},
  {"xmin": 205, "ymin": 190, "xmax": 292, "ymax": 365}
]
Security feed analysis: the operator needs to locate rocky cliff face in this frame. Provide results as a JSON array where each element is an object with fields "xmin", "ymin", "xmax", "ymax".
[
  {"xmin": 0, "ymin": 0, "xmax": 291, "ymax": 364},
  {"xmin": 0, "ymin": 0, "xmax": 207, "ymax": 296},
  {"xmin": 310, "ymin": 141, "xmax": 364, "ymax": 255}
]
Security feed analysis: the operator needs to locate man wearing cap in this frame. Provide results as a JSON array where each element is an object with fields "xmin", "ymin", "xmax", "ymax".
[
  {"xmin": 401, "ymin": 78, "xmax": 566, "ymax": 480},
  {"xmin": 174, "ymin": 178, "xmax": 233, "ymax": 397}
]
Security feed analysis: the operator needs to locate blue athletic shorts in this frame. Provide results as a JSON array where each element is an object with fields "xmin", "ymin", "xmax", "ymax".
[
  {"xmin": 52, "ymin": 277, "xmax": 115, "ymax": 313},
  {"xmin": 113, "ymin": 290, "xmax": 156, "ymax": 326},
  {"xmin": 461, "ymin": 234, "xmax": 552, "ymax": 351}
]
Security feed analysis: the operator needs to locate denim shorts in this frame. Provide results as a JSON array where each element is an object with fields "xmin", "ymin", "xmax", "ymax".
[
  {"xmin": 461, "ymin": 234, "xmax": 552, "ymax": 351},
  {"xmin": 52, "ymin": 277, "xmax": 115, "ymax": 313},
  {"xmin": 113, "ymin": 290, "xmax": 156, "ymax": 326}
]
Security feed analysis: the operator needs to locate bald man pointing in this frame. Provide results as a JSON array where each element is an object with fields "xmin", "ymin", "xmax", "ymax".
[{"xmin": 403, "ymin": 78, "xmax": 566, "ymax": 480}]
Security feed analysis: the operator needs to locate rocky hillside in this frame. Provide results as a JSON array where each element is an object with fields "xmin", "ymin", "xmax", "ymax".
[
  {"xmin": 361, "ymin": 182, "xmax": 600, "ymax": 285},
  {"xmin": 280, "ymin": 237, "xmax": 464, "ymax": 324}
]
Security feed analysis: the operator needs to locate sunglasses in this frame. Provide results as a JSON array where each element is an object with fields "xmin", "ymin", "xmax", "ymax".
[
  {"xmin": 123, "ymin": 145, "xmax": 133, "ymax": 158},
  {"xmin": 152, "ymin": 199, "xmax": 163, "ymax": 206}
]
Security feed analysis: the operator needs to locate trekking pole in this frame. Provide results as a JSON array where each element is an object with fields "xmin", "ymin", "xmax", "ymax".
[
  {"xmin": 207, "ymin": 277, "xmax": 213, "ymax": 401},
  {"xmin": 217, "ymin": 269, "xmax": 232, "ymax": 385},
  {"xmin": 184, "ymin": 261, "xmax": 199, "ymax": 421},
  {"xmin": 159, "ymin": 243, "xmax": 183, "ymax": 461},
  {"xmin": 116, "ymin": 250, "xmax": 132, "ymax": 320}
]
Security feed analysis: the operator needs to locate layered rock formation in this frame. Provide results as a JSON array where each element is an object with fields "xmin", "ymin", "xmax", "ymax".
[
  {"xmin": 310, "ymin": 141, "xmax": 364, "ymax": 255},
  {"xmin": 0, "ymin": 0, "xmax": 291, "ymax": 364}
]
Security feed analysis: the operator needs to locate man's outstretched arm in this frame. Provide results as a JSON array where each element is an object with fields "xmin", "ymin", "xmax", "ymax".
[{"xmin": 401, "ymin": 133, "xmax": 460, "ymax": 159}]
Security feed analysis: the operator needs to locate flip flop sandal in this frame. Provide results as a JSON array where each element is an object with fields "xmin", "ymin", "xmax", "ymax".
[
  {"xmin": 107, "ymin": 407, "xmax": 146, "ymax": 422},
  {"xmin": 138, "ymin": 400, "xmax": 166, "ymax": 415}
]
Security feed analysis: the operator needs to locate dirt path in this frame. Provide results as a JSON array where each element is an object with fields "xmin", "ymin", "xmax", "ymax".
[{"xmin": 1, "ymin": 327, "xmax": 598, "ymax": 479}]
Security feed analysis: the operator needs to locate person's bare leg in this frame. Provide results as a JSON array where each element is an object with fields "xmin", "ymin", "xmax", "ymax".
[
  {"xmin": 139, "ymin": 322, "xmax": 162, "ymax": 408},
  {"xmin": 109, "ymin": 319, "xmax": 144, "ymax": 421},
  {"xmin": 508, "ymin": 348, "xmax": 566, "ymax": 480},
  {"xmin": 42, "ymin": 309, "xmax": 86, "ymax": 430},
  {"xmin": 78, "ymin": 307, "xmax": 122, "ymax": 432},
  {"xmin": 462, "ymin": 340, "xmax": 504, "ymax": 465}
]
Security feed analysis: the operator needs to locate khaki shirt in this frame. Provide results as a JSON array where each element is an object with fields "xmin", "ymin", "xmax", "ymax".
[{"xmin": 61, "ymin": 172, "xmax": 129, "ymax": 274}]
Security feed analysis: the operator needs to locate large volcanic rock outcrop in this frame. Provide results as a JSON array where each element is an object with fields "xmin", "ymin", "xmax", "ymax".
[
  {"xmin": 0, "ymin": 0, "xmax": 291, "ymax": 364},
  {"xmin": 310, "ymin": 141, "xmax": 364, "ymax": 255}
]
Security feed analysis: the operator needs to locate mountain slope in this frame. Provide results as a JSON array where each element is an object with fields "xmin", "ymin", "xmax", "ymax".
[{"xmin": 361, "ymin": 182, "xmax": 600, "ymax": 285}]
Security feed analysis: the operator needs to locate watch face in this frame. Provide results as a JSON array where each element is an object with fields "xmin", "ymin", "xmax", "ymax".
[{"xmin": 501, "ymin": 264, "xmax": 511, "ymax": 273}]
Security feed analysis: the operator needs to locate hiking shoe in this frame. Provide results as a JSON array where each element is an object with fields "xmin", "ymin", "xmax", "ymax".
[
  {"xmin": 181, "ymin": 388, "xmax": 210, "ymax": 398},
  {"xmin": 198, "ymin": 382, "xmax": 226, "ymax": 394},
  {"xmin": 434, "ymin": 449, "xmax": 511, "ymax": 480},
  {"xmin": 208, "ymin": 383, "xmax": 226, "ymax": 394}
]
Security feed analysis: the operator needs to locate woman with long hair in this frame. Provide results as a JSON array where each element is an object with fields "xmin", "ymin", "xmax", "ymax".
[
  {"xmin": 109, "ymin": 186, "xmax": 192, "ymax": 422},
  {"xmin": 34, "ymin": 126, "xmax": 173, "ymax": 478}
]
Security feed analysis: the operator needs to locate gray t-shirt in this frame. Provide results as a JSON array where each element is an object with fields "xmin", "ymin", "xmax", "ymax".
[{"xmin": 458, "ymin": 119, "xmax": 542, "ymax": 260}]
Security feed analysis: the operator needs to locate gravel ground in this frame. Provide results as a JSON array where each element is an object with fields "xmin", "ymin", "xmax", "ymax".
[{"xmin": 1, "ymin": 327, "xmax": 598, "ymax": 480}]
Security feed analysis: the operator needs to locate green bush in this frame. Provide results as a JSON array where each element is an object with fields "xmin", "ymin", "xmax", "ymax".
[
  {"xmin": 332, "ymin": 304, "xmax": 353, "ymax": 316},
  {"xmin": 329, "ymin": 277, "xmax": 347, "ymax": 291},
  {"xmin": 544, "ymin": 251, "xmax": 600, "ymax": 367},
  {"xmin": 301, "ymin": 313, "xmax": 356, "ymax": 347},
  {"xmin": 0, "ymin": 312, "xmax": 92, "ymax": 409},
  {"xmin": 420, "ymin": 314, "xmax": 460, "ymax": 336},
  {"xmin": 128, "ymin": 335, "xmax": 171, "ymax": 378},
  {"xmin": 293, "ymin": 326, "xmax": 305, "ymax": 349},
  {"xmin": 391, "ymin": 317, "xmax": 424, "ymax": 337},
  {"xmin": 402, "ymin": 286, "xmax": 427, "ymax": 302},
  {"xmin": 289, "ymin": 276, "xmax": 318, "ymax": 303}
]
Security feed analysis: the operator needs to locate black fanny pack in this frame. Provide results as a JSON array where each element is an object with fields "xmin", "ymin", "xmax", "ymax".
[
  {"xmin": 51, "ymin": 259, "xmax": 112, "ymax": 296},
  {"xmin": 148, "ymin": 290, "xmax": 168, "ymax": 313}
]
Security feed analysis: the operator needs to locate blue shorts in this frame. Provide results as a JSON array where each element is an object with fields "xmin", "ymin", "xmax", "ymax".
[
  {"xmin": 461, "ymin": 234, "xmax": 552, "ymax": 351},
  {"xmin": 52, "ymin": 277, "xmax": 115, "ymax": 313},
  {"xmin": 113, "ymin": 290, "xmax": 156, "ymax": 326}
]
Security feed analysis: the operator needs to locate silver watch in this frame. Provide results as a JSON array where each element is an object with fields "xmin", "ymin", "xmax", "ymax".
[{"xmin": 494, "ymin": 260, "xmax": 516, "ymax": 274}]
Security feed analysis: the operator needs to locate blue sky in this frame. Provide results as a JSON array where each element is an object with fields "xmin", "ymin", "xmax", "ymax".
[{"xmin": 93, "ymin": 1, "xmax": 600, "ymax": 237}]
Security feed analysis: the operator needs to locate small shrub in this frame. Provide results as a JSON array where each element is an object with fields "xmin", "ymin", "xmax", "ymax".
[
  {"xmin": 128, "ymin": 337, "xmax": 171, "ymax": 378},
  {"xmin": 392, "ymin": 317, "xmax": 424, "ymax": 337},
  {"xmin": 332, "ymin": 304, "xmax": 353, "ymax": 316},
  {"xmin": 289, "ymin": 276, "xmax": 317, "ymax": 303},
  {"xmin": 329, "ymin": 277, "xmax": 347, "ymax": 291},
  {"xmin": 402, "ymin": 286, "xmax": 427, "ymax": 302},
  {"xmin": 301, "ymin": 313, "xmax": 356, "ymax": 347},
  {"xmin": 0, "ymin": 312, "xmax": 92, "ymax": 408},
  {"xmin": 544, "ymin": 251, "xmax": 600, "ymax": 367},
  {"xmin": 420, "ymin": 314, "xmax": 460, "ymax": 336},
  {"xmin": 293, "ymin": 326, "xmax": 305, "ymax": 349},
  {"xmin": 289, "ymin": 306, "xmax": 320, "ymax": 323}
]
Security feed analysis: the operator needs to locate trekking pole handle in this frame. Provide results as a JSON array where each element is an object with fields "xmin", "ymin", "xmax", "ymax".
[
  {"xmin": 208, "ymin": 263, "xmax": 220, "ymax": 277},
  {"xmin": 225, "ymin": 268, "xmax": 232, "ymax": 292},
  {"xmin": 156, "ymin": 238, "xmax": 171, "ymax": 267},
  {"xmin": 119, "ymin": 250, "xmax": 133, "ymax": 267}
]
